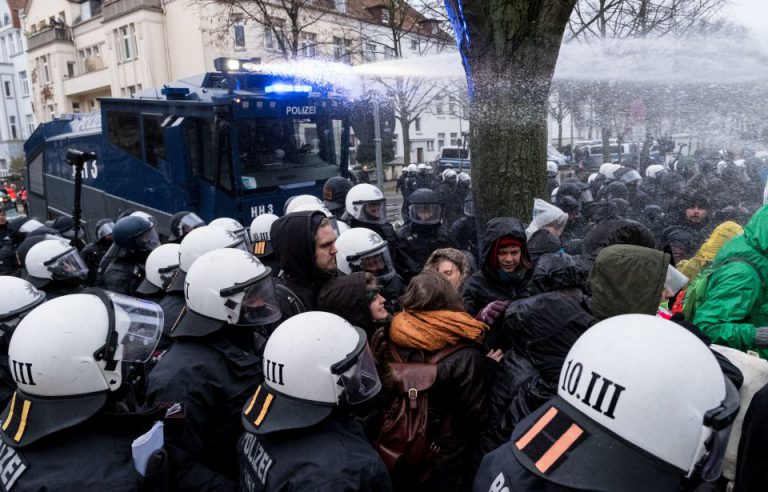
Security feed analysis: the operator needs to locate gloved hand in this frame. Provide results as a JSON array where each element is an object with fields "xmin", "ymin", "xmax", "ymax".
[
  {"xmin": 475, "ymin": 300, "xmax": 511, "ymax": 325},
  {"xmin": 754, "ymin": 328, "xmax": 768, "ymax": 348}
]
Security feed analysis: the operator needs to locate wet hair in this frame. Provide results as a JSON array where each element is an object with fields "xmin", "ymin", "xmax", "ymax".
[
  {"xmin": 399, "ymin": 269, "xmax": 465, "ymax": 312},
  {"xmin": 364, "ymin": 272, "xmax": 378, "ymax": 290},
  {"xmin": 424, "ymin": 248, "xmax": 471, "ymax": 285}
]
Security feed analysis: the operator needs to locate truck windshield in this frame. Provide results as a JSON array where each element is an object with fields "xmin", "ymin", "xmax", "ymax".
[
  {"xmin": 442, "ymin": 148, "xmax": 469, "ymax": 159},
  {"xmin": 236, "ymin": 116, "xmax": 344, "ymax": 190}
]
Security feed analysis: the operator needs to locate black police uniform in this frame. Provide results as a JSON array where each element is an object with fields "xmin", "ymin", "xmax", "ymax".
[
  {"xmin": 0, "ymin": 407, "xmax": 151, "ymax": 491},
  {"xmin": 473, "ymin": 440, "xmax": 574, "ymax": 492},
  {"xmin": 81, "ymin": 239, "xmax": 111, "ymax": 286},
  {"xmin": 238, "ymin": 415, "xmax": 393, "ymax": 492},
  {"xmin": 146, "ymin": 328, "xmax": 262, "ymax": 491},
  {"xmin": 396, "ymin": 222, "xmax": 451, "ymax": 273}
]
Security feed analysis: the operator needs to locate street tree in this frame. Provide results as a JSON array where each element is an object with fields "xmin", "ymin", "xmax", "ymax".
[
  {"xmin": 444, "ymin": 1, "xmax": 577, "ymax": 223},
  {"xmin": 193, "ymin": 0, "xmax": 333, "ymax": 60}
]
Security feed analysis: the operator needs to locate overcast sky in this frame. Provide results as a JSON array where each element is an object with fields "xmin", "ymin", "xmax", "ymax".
[{"xmin": 719, "ymin": 0, "xmax": 768, "ymax": 42}]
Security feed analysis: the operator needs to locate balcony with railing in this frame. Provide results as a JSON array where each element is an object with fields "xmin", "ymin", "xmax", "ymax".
[
  {"xmin": 103, "ymin": 0, "xmax": 163, "ymax": 22},
  {"xmin": 27, "ymin": 26, "xmax": 73, "ymax": 51}
]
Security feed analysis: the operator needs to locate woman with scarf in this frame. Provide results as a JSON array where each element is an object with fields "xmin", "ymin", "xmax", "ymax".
[{"xmin": 373, "ymin": 270, "xmax": 490, "ymax": 492}]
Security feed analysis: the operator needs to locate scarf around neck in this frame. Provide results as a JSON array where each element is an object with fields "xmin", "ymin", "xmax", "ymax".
[{"xmin": 389, "ymin": 310, "xmax": 489, "ymax": 352}]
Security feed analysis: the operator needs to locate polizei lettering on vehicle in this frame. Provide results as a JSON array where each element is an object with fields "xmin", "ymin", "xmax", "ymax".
[{"xmin": 285, "ymin": 106, "xmax": 317, "ymax": 116}]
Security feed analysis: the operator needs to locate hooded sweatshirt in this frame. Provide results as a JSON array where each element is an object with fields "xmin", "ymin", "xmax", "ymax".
[
  {"xmin": 461, "ymin": 217, "xmax": 532, "ymax": 316},
  {"xmin": 590, "ymin": 244, "xmax": 670, "ymax": 320},
  {"xmin": 271, "ymin": 210, "xmax": 336, "ymax": 316}
]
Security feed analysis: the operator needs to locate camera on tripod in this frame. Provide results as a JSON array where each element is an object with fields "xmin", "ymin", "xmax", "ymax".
[{"xmin": 66, "ymin": 149, "xmax": 97, "ymax": 167}]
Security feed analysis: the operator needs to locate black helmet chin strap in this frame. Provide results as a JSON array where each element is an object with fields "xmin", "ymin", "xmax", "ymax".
[{"xmin": 84, "ymin": 287, "xmax": 119, "ymax": 371}]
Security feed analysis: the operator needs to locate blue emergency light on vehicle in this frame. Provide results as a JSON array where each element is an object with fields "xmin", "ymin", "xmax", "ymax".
[{"xmin": 24, "ymin": 63, "xmax": 351, "ymax": 240}]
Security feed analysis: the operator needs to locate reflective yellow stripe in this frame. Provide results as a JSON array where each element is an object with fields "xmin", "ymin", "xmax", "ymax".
[
  {"xmin": 244, "ymin": 386, "xmax": 261, "ymax": 415},
  {"xmin": 254, "ymin": 393, "xmax": 274, "ymax": 427},
  {"xmin": 13, "ymin": 400, "xmax": 30, "ymax": 442},
  {"xmin": 2, "ymin": 392, "xmax": 16, "ymax": 431}
]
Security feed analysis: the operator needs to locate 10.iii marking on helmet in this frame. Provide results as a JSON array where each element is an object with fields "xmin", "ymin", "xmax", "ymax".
[
  {"xmin": 263, "ymin": 359, "xmax": 285, "ymax": 386},
  {"xmin": 9, "ymin": 361, "xmax": 34, "ymax": 387},
  {"xmin": 561, "ymin": 359, "xmax": 625, "ymax": 419}
]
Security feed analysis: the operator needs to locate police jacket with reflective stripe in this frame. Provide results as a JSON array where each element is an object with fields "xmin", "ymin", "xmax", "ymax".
[{"xmin": 238, "ymin": 414, "xmax": 392, "ymax": 492}]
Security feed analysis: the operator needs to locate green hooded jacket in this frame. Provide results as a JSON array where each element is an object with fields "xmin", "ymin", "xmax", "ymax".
[
  {"xmin": 693, "ymin": 205, "xmax": 768, "ymax": 359},
  {"xmin": 590, "ymin": 244, "xmax": 670, "ymax": 320}
]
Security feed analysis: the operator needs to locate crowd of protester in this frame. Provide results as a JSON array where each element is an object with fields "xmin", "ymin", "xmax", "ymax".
[{"xmin": 0, "ymin": 148, "xmax": 768, "ymax": 490}]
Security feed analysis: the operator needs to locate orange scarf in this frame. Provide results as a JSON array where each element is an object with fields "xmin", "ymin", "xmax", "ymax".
[{"xmin": 389, "ymin": 310, "xmax": 489, "ymax": 352}]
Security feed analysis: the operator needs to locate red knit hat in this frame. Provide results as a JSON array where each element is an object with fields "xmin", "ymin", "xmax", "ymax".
[{"xmin": 488, "ymin": 236, "xmax": 523, "ymax": 271}]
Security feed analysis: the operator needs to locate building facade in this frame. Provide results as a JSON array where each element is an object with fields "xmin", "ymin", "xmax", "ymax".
[{"xmin": 20, "ymin": 0, "xmax": 467, "ymax": 166}]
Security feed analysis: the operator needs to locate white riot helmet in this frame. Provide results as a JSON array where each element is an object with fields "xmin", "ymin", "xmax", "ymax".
[
  {"xmin": 18, "ymin": 219, "xmax": 44, "ymax": 235},
  {"xmin": 550, "ymin": 187, "xmax": 559, "ymax": 203},
  {"xmin": 598, "ymin": 162, "xmax": 621, "ymax": 179},
  {"xmin": 136, "ymin": 243, "xmax": 181, "ymax": 296},
  {"xmin": 242, "ymin": 311, "xmax": 381, "ymax": 435},
  {"xmin": 25, "ymin": 239, "xmax": 88, "ymax": 288},
  {"xmin": 285, "ymin": 195, "xmax": 323, "ymax": 215},
  {"xmin": 546, "ymin": 161, "xmax": 558, "ymax": 174},
  {"xmin": 458, "ymin": 172, "xmax": 470, "ymax": 185},
  {"xmin": 249, "ymin": 213, "xmax": 279, "ymax": 257},
  {"xmin": 0, "ymin": 276, "xmax": 46, "ymax": 336},
  {"xmin": 209, "ymin": 217, "xmax": 252, "ymax": 250},
  {"xmin": 166, "ymin": 225, "xmax": 248, "ymax": 292},
  {"xmin": 345, "ymin": 184, "xmax": 387, "ymax": 225},
  {"xmin": 442, "ymin": 169, "xmax": 458, "ymax": 183},
  {"xmin": 2, "ymin": 290, "xmax": 162, "ymax": 446},
  {"xmin": 335, "ymin": 228, "xmax": 396, "ymax": 282},
  {"xmin": 130, "ymin": 210, "xmax": 157, "ymax": 227},
  {"xmin": 417, "ymin": 164, "xmax": 429, "ymax": 174},
  {"xmin": 588, "ymin": 172, "xmax": 598, "ymax": 184},
  {"xmin": 337, "ymin": 220, "xmax": 350, "ymax": 235},
  {"xmin": 176, "ymin": 248, "xmax": 280, "ymax": 337},
  {"xmin": 645, "ymin": 164, "xmax": 667, "ymax": 180},
  {"xmin": 510, "ymin": 314, "xmax": 738, "ymax": 489},
  {"xmin": 406, "ymin": 164, "xmax": 418, "ymax": 175}
]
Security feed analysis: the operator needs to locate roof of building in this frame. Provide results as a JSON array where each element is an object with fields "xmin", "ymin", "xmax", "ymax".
[{"xmin": 6, "ymin": 0, "xmax": 26, "ymax": 29}]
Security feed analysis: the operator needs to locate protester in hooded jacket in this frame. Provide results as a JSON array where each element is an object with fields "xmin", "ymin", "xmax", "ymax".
[
  {"xmin": 693, "ymin": 204, "xmax": 768, "ymax": 360},
  {"xmin": 270, "ymin": 210, "xmax": 339, "ymax": 317},
  {"xmin": 317, "ymin": 272, "xmax": 390, "ymax": 340},
  {"xmin": 525, "ymin": 200, "xmax": 567, "ymax": 264},
  {"xmin": 734, "ymin": 380, "xmax": 768, "ymax": 491},
  {"xmin": 483, "ymin": 252, "xmax": 594, "ymax": 452},
  {"xmin": 462, "ymin": 218, "xmax": 533, "ymax": 350},
  {"xmin": 424, "ymin": 247, "xmax": 473, "ymax": 292},
  {"xmin": 373, "ymin": 270, "xmax": 489, "ymax": 492},
  {"xmin": 578, "ymin": 219, "xmax": 656, "ymax": 275},
  {"xmin": 662, "ymin": 192, "xmax": 711, "ymax": 257}
]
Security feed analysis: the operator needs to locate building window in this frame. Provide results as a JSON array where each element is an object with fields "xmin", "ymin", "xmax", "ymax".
[
  {"xmin": 9, "ymin": 116, "xmax": 17, "ymax": 139},
  {"xmin": 381, "ymin": 9, "xmax": 390, "ymax": 25},
  {"xmin": 410, "ymin": 39, "xmax": 418, "ymax": 52},
  {"xmin": 300, "ymin": 32, "xmax": 317, "ymax": 58},
  {"xmin": 3, "ymin": 80, "xmax": 11, "ymax": 98},
  {"xmin": 67, "ymin": 61, "xmax": 76, "ymax": 78},
  {"xmin": 450, "ymin": 132, "xmax": 459, "ymax": 146},
  {"xmin": 437, "ymin": 133, "xmax": 445, "ymax": 150},
  {"xmin": 115, "ymin": 24, "xmax": 137, "ymax": 62},
  {"xmin": 234, "ymin": 21, "xmax": 245, "ymax": 50},
  {"xmin": 427, "ymin": 140, "xmax": 434, "ymax": 151},
  {"xmin": 43, "ymin": 56, "xmax": 50, "ymax": 83},
  {"xmin": 333, "ymin": 37, "xmax": 351, "ymax": 63},
  {"xmin": 19, "ymin": 71, "xmax": 28, "ymax": 97},
  {"xmin": 25, "ymin": 114, "xmax": 34, "ymax": 134},
  {"xmin": 414, "ymin": 117, "xmax": 421, "ymax": 132},
  {"xmin": 364, "ymin": 43, "xmax": 376, "ymax": 62},
  {"xmin": 72, "ymin": 102, "xmax": 81, "ymax": 113},
  {"xmin": 264, "ymin": 27, "xmax": 273, "ymax": 50},
  {"xmin": 435, "ymin": 102, "xmax": 443, "ymax": 115},
  {"xmin": 384, "ymin": 46, "xmax": 395, "ymax": 59},
  {"xmin": 335, "ymin": 0, "xmax": 348, "ymax": 13},
  {"xmin": 15, "ymin": 32, "xmax": 21, "ymax": 53}
]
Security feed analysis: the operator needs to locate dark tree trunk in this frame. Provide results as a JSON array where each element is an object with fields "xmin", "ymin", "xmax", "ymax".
[
  {"xmin": 444, "ymin": 1, "xmax": 576, "ymax": 227},
  {"xmin": 400, "ymin": 118, "xmax": 412, "ymax": 167}
]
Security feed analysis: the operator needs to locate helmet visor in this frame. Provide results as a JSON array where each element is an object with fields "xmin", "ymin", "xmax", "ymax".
[
  {"xmin": 107, "ymin": 291, "xmax": 163, "ymax": 363},
  {"xmin": 409, "ymin": 203, "xmax": 442, "ymax": 225},
  {"xmin": 620, "ymin": 169, "xmax": 643, "ymax": 185},
  {"xmin": 178, "ymin": 213, "xmax": 205, "ymax": 236},
  {"xmin": 96, "ymin": 221, "xmax": 114, "ymax": 240},
  {"xmin": 358, "ymin": 199, "xmax": 387, "ymax": 225},
  {"xmin": 45, "ymin": 247, "xmax": 88, "ymax": 280},
  {"xmin": 157, "ymin": 264, "xmax": 180, "ymax": 291},
  {"xmin": 356, "ymin": 246, "xmax": 396, "ymax": 282},
  {"xmin": 464, "ymin": 197, "xmax": 475, "ymax": 217},
  {"xmin": 239, "ymin": 276, "xmax": 282, "ymax": 326},
  {"xmin": 137, "ymin": 228, "xmax": 161, "ymax": 251},
  {"xmin": 338, "ymin": 345, "xmax": 382, "ymax": 405}
]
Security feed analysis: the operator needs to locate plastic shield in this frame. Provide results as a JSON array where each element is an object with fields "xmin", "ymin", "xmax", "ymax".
[
  {"xmin": 338, "ymin": 345, "xmax": 382, "ymax": 405},
  {"xmin": 409, "ymin": 203, "xmax": 442, "ymax": 225},
  {"xmin": 45, "ymin": 247, "xmax": 88, "ymax": 280},
  {"xmin": 357, "ymin": 246, "xmax": 396, "ymax": 282},
  {"xmin": 106, "ymin": 291, "xmax": 163, "ymax": 363},
  {"xmin": 360, "ymin": 199, "xmax": 387, "ymax": 225},
  {"xmin": 239, "ymin": 277, "xmax": 282, "ymax": 325}
]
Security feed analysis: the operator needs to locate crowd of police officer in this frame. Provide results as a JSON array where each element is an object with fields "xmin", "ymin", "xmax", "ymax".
[{"xmin": 0, "ymin": 148, "xmax": 766, "ymax": 491}]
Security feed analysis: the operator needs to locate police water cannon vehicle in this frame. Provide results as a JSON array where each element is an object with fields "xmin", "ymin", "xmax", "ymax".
[{"xmin": 24, "ymin": 57, "xmax": 351, "ymax": 238}]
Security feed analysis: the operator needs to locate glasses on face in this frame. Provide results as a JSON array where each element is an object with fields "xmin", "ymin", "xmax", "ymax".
[{"xmin": 365, "ymin": 287, "xmax": 382, "ymax": 303}]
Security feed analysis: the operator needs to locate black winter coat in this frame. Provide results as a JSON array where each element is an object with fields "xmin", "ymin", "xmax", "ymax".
[
  {"xmin": 380, "ymin": 342, "xmax": 489, "ymax": 492},
  {"xmin": 100, "ymin": 250, "xmax": 149, "ymax": 296},
  {"xmin": 238, "ymin": 414, "xmax": 392, "ymax": 492},
  {"xmin": 461, "ymin": 218, "xmax": 532, "ymax": 318},
  {"xmin": 450, "ymin": 216, "xmax": 479, "ymax": 265},
  {"xmin": 80, "ymin": 239, "xmax": 111, "ymax": 285},
  {"xmin": 527, "ymin": 229, "xmax": 563, "ymax": 264},
  {"xmin": 735, "ymin": 382, "xmax": 768, "ymax": 492},
  {"xmin": 270, "ymin": 211, "xmax": 337, "ymax": 316},
  {"xmin": 0, "ymin": 412, "xmax": 151, "ymax": 491},
  {"xmin": 146, "ymin": 330, "xmax": 262, "ymax": 491}
]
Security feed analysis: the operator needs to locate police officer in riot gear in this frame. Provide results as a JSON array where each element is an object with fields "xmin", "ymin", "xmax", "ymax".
[
  {"xmin": 99, "ymin": 215, "xmax": 161, "ymax": 295},
  {"xmin": 136, "ymin": 243, "xmax": 183, "ymax": 354},
  {"xmin": 81, "ymin": 218, "xmax": 114, "ymax": 285},
  {"xmin": 0, "ymin": 290, "xmax": 164, "ymax": 490},
  {"xmin": 24, "ymin": 239, "xmax": 88, "ymax": 299},
  {"xmin": 147, "ymin": 248, "xmax": 281, "ymax": 490},
  {"xmin": 238, "ymin": 311, "xmax": 391, "ymax": 492},
  {"xmin": 249, "ymin": 213, "xmax": 281, "ymax": 275},
  {"xmin": 323, "ymin": 176, "xmax": 354, "ymax": 220},
  {"xmin": 397, "ymin": 188, "xmax": 451, "ymax": 273},
  {"xmin": 167, "ymin": 211, "xmax": 205, "ymax": 244}
]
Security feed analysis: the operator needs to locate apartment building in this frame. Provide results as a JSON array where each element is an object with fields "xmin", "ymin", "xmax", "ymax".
[
  {"xmin": 0, "ymin": 0, "xmax": 33, "ymax": 177},
  {"xmin": 21, "ymin": 0, "xmax": 468, "ymax": 165}
]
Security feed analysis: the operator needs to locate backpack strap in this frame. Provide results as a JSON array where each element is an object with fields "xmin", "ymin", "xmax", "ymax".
[
  {"xmin": 713, "ymin": 257, "xmax": 765, "ymax": 284},
  {"xmin": 427, "ymin": 344, "xmax": 468, "ymax": 364}
]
